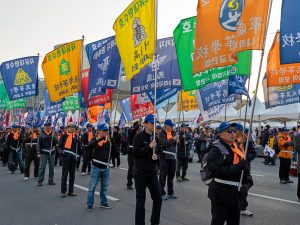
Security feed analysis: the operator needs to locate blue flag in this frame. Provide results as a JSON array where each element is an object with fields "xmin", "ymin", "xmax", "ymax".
[
  {"xmin": 131, "ymin": 37, "xmax": 182, "ymax": 94},
  {"xmin": 85, "ymin": 37, "xmax": 112, "ymax": 64},
  {"xmin": 228, "ymin": 75, "xmax": 249, "ymax": 97},
  {"xmin": 104, "ymin": 110, "xmax": 110, "ymax": 124},
  {"xmin": 280, "ymin": 0, "xmax": 300, "ymax": 64},
  {"xmin": 118, "ymin": 112, "xmax": 126, "ymax": 128},
  {"xmin": 199, "ymin": 79, "xmax": 236, "ymax": 111},
  {"xmin": 120, "ymin": 98, "xmax": 133, "ymax": 122},
  {"xmin": 88, "ymin": 36, "xmax": 121, "ymax": 98},
  {"xmin": 44, "ymin": 89, "xmax": 63, "ymax": 116},
  {"xmin": 147, "ymin": 88, "xmax": 179, "ymax": 106},
  {"xmin": 80, "ymin": 110, "xmax": 88, "ymax": 126},
  {"xmin": 0, "ymin": 56, "xmax": 39, "ymax": 100}
]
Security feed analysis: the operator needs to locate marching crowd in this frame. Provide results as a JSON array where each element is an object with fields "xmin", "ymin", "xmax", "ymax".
[{"xmin": 0, "ymin": 115, "xmax": 299, "ymax": 225}]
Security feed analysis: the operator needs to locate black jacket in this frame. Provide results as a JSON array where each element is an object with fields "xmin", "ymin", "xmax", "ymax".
[
  {"xmin": 6, "ymin": 132, "xmax": 23, "ymax": 150},
  {"xmin": 133, "ymin": 130, "xmax": 162, "ymax": 176},
  {"xmin": 177, "ymin": 131, "xmax": 193, "ymax": 159},
  {"xmin": 111, "ymin": 131, "xmax": 122, "ymax": 154},
  {"xmin": 88, "ymin": 136, "xmax": 111, "ymax": 169},
  {"xmin": 24, "ymin": 131, "xmax": 39, "ymax": 151},
  {"xmin": 58, "ymin": 133, "xmax": 82, "ymax": 160},
  {"xmin": 37, "ymin": 130, "xmax": 58, "ymax": 155},
  {"xmin": 128, "ymin": 127, "xmax": 139, "ymax": 154}
]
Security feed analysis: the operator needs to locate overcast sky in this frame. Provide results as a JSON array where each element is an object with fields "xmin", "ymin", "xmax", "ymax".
[{"xmin": 0, "ymin": 0, "xmax": 282, "ymax": 101}]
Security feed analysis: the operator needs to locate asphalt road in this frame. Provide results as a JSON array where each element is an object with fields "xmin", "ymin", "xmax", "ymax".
[{"xmin": 0, "ymin": 156, "xmax": 299, "ymax": 225}]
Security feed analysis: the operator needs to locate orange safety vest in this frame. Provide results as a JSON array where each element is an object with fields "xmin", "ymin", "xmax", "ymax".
[{"xmin": 278, "ymin": 133, "xmax": 293, "ymax": 159}]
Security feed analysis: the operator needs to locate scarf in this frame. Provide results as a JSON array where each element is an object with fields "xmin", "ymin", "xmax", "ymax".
[
  {"xmin": 32, "ymin": 132, "xmax": 38, "ymax": 139},
  {"xmin": 12, "ymin": 131, "xmax": 19, "ymax": 140},
  {"xmin": 44, "ymin": 130, "xmax": 52, "ymax": 136},
  {"xmin": 231, "ymin": 142, "xmax": 246, "ymax": 165},
  {"xmin": 64, "ymin": 131, "xmax": 75, "ymax": 149},
  {"xmin": 98, "ymin": 137, "xmax": 108, "ymax": 147},
  {"xmin": 88, "ymin": 131, "xmax": 93, "ymax": 142},
  {"xmin": 166, "ymin": 131, "xmax": 173, "ymax": 140}
]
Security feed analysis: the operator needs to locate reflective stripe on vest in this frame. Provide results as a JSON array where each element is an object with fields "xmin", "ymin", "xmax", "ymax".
[
  {"xmin": 163, "ymin": 151, "xmax": 177, "ymax": 157},
  {"xmin": 63, "ymin": 150, "xmax": 79, "ymax": 158},
  {"xmin": 10, "ymin": 146, "xmax": 20, "ymax": 151},
  {"xmin": 92, "ymin": 159, "xmax": 113, "ymax": 167},
  {"xmin": 41, "ymin": 148, "xmax": 55, "ymax": 153},
  {"xmin": 280, "ymin": 150, "xmax": 292, "ymax": 153},
  {"xmin": 214, "ymin": 178, "xmax": 239, "ymax": 187}
]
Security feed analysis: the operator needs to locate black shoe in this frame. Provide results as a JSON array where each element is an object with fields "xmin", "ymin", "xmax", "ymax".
[
  {"xmin": 68, "ymin": 193, "xmax": 77, "ymax": 196},
  {"xmin": 286, "ymin": 179, "xmax": 294, "ymax": 184},
  {"xmin": 37, "ymin": 182, "xmax": 43, "ymax": 186},
  {"xmin": 127, "ymin": 186, "xmax": 133, "ymax": 190},
  {"xmin": 48, "ymin": 181, "xmax": 56, "ymax": 185},
  {"xmin": 100, "ymin": 203, "xmax": 111, "ymax": 209}
]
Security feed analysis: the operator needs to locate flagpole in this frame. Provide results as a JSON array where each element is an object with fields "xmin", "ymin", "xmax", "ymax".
[
  {"xmin": 239, "ymin": 0, "xmax": 274, "ymax": 190},
  {"xmin": 152, "ymin": 0, "xmax": 158, "ymax": 155},
  {"xmin": 243, "ymin": 73, "xmax": 252, "ymax": 129},
  {"xmin": 112, "ymin": 63, "xmax": 122, "ymax": 126},
  {"xmin": 164, "ymin": 98, "xmax": 170, "ymax": 121}
]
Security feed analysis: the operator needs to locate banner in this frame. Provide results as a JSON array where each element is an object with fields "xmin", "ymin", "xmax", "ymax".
[
  {"xmin": 85, "ymin": 37, "xmax": 111, "ymax": 64},
  {"xmin": 147, "ymin": 88, "xmax": 179, "ymax": 106},
  {"xmin": 173, "ymin": 16, "xmax": 251, "ymax": 91},
  {"xmin": 199, "ymin": 79, "xmax": 235, "ymax": 111},
  {"xmin": 193, "ymin": 0, "xmax": 269, "ymax": 73},
  {"xmin": 88, "ymin": 36, "xmax": 121, "ymax": 97},
  {"xmin": 113, "ymin": 0, "xmax": 156, "ymax": 80},
  {"xmin": 0, "ymin": 80, "xmax": 26, "ymax": 109},
  {"xmin": 130, "ymin": 94, "xmax": 154, "ymax": 120},
  {"xmin": 263, "ymin": 76, "xmax": 300, "ymax": 108},
  {"xmin": 44, "ymin": 89, "xmax": 63, "ymax": 116},
  {"xmin": 263, "ymin": 145, "xmax": 275, "ymax": 157},
  {"xmin": 118, "ymin": 112, "xmax": 127, "ymax": 128},
  {"xmin": 280, "ymin": 0, "xmax": 300, "ymax": 64},
  {"xmin": 42, "ymin": 40, "xmax": 82, "ymax": 102},
  {"xmin": 178, "ymin": 90, "xmax": 199, "ymax": 111},
  {"xmin": 62, "ymin": 93, "xmax": 81, "ymax": 111},
  {"xmin": 0, "ymin": 56, "xmax": 39, "ymax": 100},
  {"xmin": 131, "ymin": 37, "xmax": 182, "ymax": 93},
  {"xmin": 120, "ymin": 97, "xmax": 133, "ymax": 122},
  {"xmin": 267, "ymin": 33, "xmax": 300, "ymax": 87},
  {"xmin": 228, "ymin": 75, "xmax": 249, "ymax": 97}
]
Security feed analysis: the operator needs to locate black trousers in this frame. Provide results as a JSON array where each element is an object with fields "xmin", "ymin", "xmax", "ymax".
[
  {"xmin": 159, "ymin": 158, "xmax": 176, "ymax": 196},
  {"xmin": 61, "ymin": 159, "xmax": 76, "ymax": 194},
  {"xmin": 24, "ymin": 148, "xmax": 39, "ymax": 178},
  {"xmin": 112, "ymin": 150, "xmax": 120, "ymax": 167},
  {"xmin": 2, "ymin": 147, "xmax": 9, "ymax": 165},
  {"xmin": 127, "ymin": 153, "xmax": 134, "ymax": 187},
  {"xmin": 81, "ymin": 148, "xmax": 92, "ymax": 173},
  {"xmin": 211, "ymin": 202, "xmax": 240, "ymax": 225},
  {"xmin": 279, "ymin": 157, "xmax": 291, "ymax": 180},
  {"xmin": 297, "ymin": 173, "xmax": 300, "ymax": 199},
  {"xmin": 134, "ymin": 176, "xmax": 162, "ymax": 225},
  {"xmin": 54, "ymin": 149, "xmax": 61, "ymax": 166},
  {"xmin": 176, "ymin": 157, "xmax": 189, "ymax": 178},
  {"xmin": 239, "ymin": 185, "xmax": 249, "ymax": 211}
]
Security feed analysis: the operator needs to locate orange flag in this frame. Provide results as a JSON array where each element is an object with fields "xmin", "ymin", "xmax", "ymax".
[
  {"xmin": 193, "ymin": 0, "xmax": 270, "ymax": 74},
  {"xmin": 266, "ymin": 32, "xmax": 300, "ymax": 87}
]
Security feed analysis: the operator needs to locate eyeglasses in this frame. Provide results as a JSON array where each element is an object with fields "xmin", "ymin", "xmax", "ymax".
[{"xmin": 224, "ymin": 129, "xmax": 236, "ymax": 134}]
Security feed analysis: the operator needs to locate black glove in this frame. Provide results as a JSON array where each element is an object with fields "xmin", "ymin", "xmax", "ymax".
[{"xmin": 237, "ymin": 159, "xmax": 248, "ymax": 170}]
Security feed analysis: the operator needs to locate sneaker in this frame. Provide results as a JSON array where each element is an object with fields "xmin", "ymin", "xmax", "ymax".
[
  {"xmin": 286, "ymin": 179, "xmax": 294, "ymax": 184},
  {"xmin": 182, "ymin": 177, "xmax": 190, "ymax": 182},
  {"xmin": 280, "ymin": 180, "xmax": 287, "ymax": 184},
  {"xmin": 127, "ymin": 186, "xmax": 133, "ymax": 190},
  {"xmin": 60, "ymin": 193, "xmax": 67, "ymax": 197},
  {"xmin": 161, "ymin": 195, "xmax": 168, "ymax": 201},
  {"xmin": 37, "ymin": 182, "xmax": 43, "ymax": 186},
  {"xmin": 167, "ymin": 194, "xmax": 177, "ymax": 199},
  {"xmin": 241, "ymin": 209, "xmax": 254, "ymax": 216},
  {"xmin": 48, "ymin": 181, "xmax": 56, "ymax": 185},
  {"xmin": 24, "ymin": 177, "xmax": 29, "ymax": 181},
  {"xmin": 81, "ymin": 172, "xmax": 86, "ymax": 176},
  {"xmin": 11, "ymin": 171, "xmax": 15, "ymax": 174},
  {"xmin": 176, "ymin": 176, "xmax": 182, "ymax": 182},
  {"xmin": 68, "ymin": 193, "xmax": 77, "ymax": 196},
  {"xmin": 87, "ymin": 206, "xmax": 94, "ymax": 212},
  {"xmin": 100, "ymin": 203, "xmax": 111, "ymax": 209}
]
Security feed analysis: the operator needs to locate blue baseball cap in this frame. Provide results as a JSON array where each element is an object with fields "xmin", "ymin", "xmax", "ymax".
[
  {"xmin": 181, "ymin": 123, "xmax": 189, "ymax": 128},
  {"xmin": 282, "ymin": 127, "xmax": 289, "ymax": 132},
  {"xmin": 44, "ymin": 122, "xmax": 51, "ymax": 127},
  {"xmin": 11, "ymin": 124, "xmax": 19, "ymax": 129},
  {"xmin": 86, "ymin": 123, "xmax": 92, "ymax": 128},
  {"xmin": 234, "ymin": 123, "xmax": 243, "ymax": 131},
  {"xmin": 156, "ymin": 124, "xmax": 162, "ymax": 129},
  {"xmin": 97, "ymin": 124, "xmax": 108, "ymax": 131},
  {"xmin": 144, "ymin": 114, "xmax": 157, "ymax": 124},
  {"xmin": 164, "ymin": 119, "xmax": 175, "ymax": 127},
  {"xmin": 244, "ymin": 128, "xmax": 249, "ymax": 133},
  {"xmin": 218, "ymin": 122, "xmax": 237, "ymax": 133}
]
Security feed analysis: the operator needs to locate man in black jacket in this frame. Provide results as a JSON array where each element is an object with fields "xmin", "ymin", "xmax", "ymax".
[
  {"xmin": 58, "ymin": 122, "xmax": 81, "ymax": 197},
  {"xmin": 206, "ymin": 122, "xmax": 249, "ymax": 225},
  {"xmin": 86, "ymin": 123, "xmax": 112, "ymax": 210},
  {"xmin": 81, "ymin": 123, "xmax": 94, "ymax": 175},
  {"xmin": 133, "ymin": 114, "xmax": 162, "ymax": 225},
  {"xmin": 111, "ymin": 126, "xmax": 121, "ymax": 168}
]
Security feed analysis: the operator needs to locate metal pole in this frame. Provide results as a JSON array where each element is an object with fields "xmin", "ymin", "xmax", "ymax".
[
  {"xmin": 164, "ymin": 98, "xmax": 170, "ymax": 121},
  {"xmin": 239, "ymin": 0, "xmax": 274, "ymax": 190}
]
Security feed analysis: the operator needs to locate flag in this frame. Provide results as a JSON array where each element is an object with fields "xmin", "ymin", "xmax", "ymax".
[
  {"xmin": 118, "ymin": 112, "xmax": 127, "ymax": 128},
  {"xmin": 130, "ymin": 37, "xmax": 182, "ymax": 94},
  {"xmin": 44, "ymin": 89, "xmax": 63, "ymax": 116},
  {"xmin": 120, "ymin": 98, "xmax": 133, "ymax": 122},
  {"xmin": 173, "ymin": 16, "xmax": 252, "ymax": 91},
  {"xmin": 62, "ymin": 93, "xmax": 81, "ymax": 112},
  {"xmin": 85, "ymin": 37, "xmax": 111, "ymax": 64},
  {"xmin": 280, "ymin": 0, "xmax": 300, "ymax": 64},
  {"xmin": 178, "ymin": 90, "xmax": 199, "ymax": 112},
  {"xmin": 147, "ymin": 88, "xmax": 179, "ymax": 106},
  {"xmin": 88, "ymin": 36, "xmax": 121, "ymax": 97},
  {"xmin": 193, "ymin": 0, "xmax": 270, "ymax": 73},
  {"xmin": 33, "ymin": 105, "xmax": 42, "ymax": 127},
  {"xmin": 113, "ymin": 0, "xmax": 156, "ymax": 80},
  {"xmin": 130, "ymin": 94, "xmax": 154, "ymax": 120},
  {"xmin": 79, "ymin": 110, "xmax": 88, "ymax": 127},
  {"xmin": 228, "ymin": 75, "xmax": 249, "ymax": 97},
  {"xmin": 267, "ymin": 32, "xmax": 300, "ymax": 87},
  {"xmin": 104, "ymin": 109, "xmax": 110, "ymax": 124},
  {"xmin": 0, "ymin": 56, "xmax": 39, "ymax": 100},
  {"xmin": 42, "ymin": 40, "xmax": 83, "ymax": 102},
  {"xmin": 0, "ymin": 80, "xmax": 26, "ymax": 110},
  {"xmin": 98, "ymin": 113, "xmax": 105, "ymax": 125}
]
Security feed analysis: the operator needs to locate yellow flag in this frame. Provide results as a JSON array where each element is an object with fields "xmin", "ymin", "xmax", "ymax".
[
  {"xmin": 178, "ymin": 90, "xmax": 199, "ymax": 112},
  {"xmin": 42, "ymin": 40, "xmax": 82, "ymax": 102},
  {"xmin": 113, "ymin": 0, "xmax": 156, "ymax": 80}
]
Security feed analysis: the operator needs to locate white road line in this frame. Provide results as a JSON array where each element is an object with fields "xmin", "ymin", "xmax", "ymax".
[
  {"xmin": 74, "ymin": 184, "xmax": 119, "ymax": 201},
  {"xmin": 251, "ymin": 173, "xmax": 265, "ymax": 177},
  {"xmin": 118, "ymin": 167, "xmax": 129, "ymax": 171},
  {"xmin": 249, "ymin": 192, "xmax": 300, "ymax": 205}
]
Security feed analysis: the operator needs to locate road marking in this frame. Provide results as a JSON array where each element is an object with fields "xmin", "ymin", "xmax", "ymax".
[
  {"xmin": 74, "ymin": 184, "xmax": 119, "ymax": 201},
  {"xmin": 118, "ymin": 167, "xmax": 128, "ymax": 171},
  {"xmin": 251, "ymin": 173, "xmax": 265, "ymax": 177},
  {"xmin": 249, "ymin": 192, "xmax": 300, "ymax": 205}
]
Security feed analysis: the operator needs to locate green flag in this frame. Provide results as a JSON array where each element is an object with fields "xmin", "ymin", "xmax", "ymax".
[
  {"xmin": 173, "ymin": 16, "xmax": 252, "ymax": 91},
  {"xmin": 0, "ymin": 80, "xmax": 26, "ymax": 109},
  {"xmin": 62, "ymin": 94, "xmax": 80, "ymax": 111}
]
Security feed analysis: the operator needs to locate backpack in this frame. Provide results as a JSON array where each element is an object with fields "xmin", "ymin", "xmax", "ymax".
[{"xmin": 200, "ymin": 140, "xmax": 229, "ymax": 185}]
